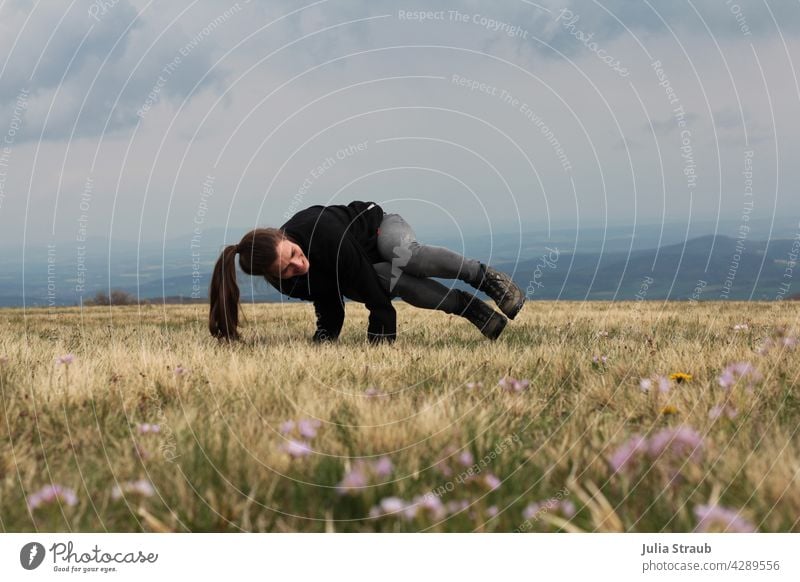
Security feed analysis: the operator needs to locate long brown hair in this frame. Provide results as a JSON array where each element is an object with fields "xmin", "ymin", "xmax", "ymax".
[{"xmin": 208, "ymin": 227, "xmax": 289, "ymax": 340}]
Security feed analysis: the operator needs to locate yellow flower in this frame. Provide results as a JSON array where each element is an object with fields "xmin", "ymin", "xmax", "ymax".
[
  {"xmin": 661, "ymin": 405, "xmax": 679, "ymax": 415},
  {"xmin": 669, "ymin": 372, "xmax": 693, "ymax": 384}
]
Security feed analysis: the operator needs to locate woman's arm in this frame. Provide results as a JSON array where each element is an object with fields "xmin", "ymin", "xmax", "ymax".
[
  {"xmin": 312, "ymin": 291, "xmax": 345, "ymax": 342},
  {"xmin": 336, "ymin": 231, "xmax": 396, "ymax": 344}
]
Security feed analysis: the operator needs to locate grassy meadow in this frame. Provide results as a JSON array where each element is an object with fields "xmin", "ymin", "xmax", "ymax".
[{"xmin": 1, "ymin": 300, "xmax": 798, "ymax": 532}]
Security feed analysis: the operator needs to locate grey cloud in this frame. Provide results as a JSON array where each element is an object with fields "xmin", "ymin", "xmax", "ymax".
[
  {"xmin": 0, "ymin": 0, "xmax": 231, "ymax": 142},
  {"xmin": 236, "ymin": 0, "xmax": 800, "ymax": 72},
  {"xmin": 517, "ymin": 0, "xmax": 800, "ymax": 60},
  {"xmin": 646, "ymin": 112, "xmax": 699, "ymax": 135},
  {"xmin": 710, "ymin": 106, "xmax": 775, "ymax": 143},
  {"xmin": 556, "ymin": 0, "xmax": 800, "ymax": 42},
  {"xmin": 0, "ymin": 0, "xmax": 139, "ymax": 102},
  {"xmin": 713, "ymin": 108, "xmax": 745, "ymax": 129}
]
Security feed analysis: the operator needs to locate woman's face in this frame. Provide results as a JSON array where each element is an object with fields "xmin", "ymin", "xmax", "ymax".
[{"xmin": 272, "ymin": 239, "xmax": 309, "ymax": 278}]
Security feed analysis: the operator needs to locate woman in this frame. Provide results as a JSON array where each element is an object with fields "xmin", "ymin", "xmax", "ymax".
[{"xmin": 208, "ymin": 200, "xmax": 525, "ymax": 343}]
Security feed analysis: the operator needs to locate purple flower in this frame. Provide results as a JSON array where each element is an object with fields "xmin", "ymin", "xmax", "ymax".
[
  {"xmin": 369, "ymin": 497, "xmax": 405, "ymax": 518},
  {"xmin": 297, "ymin": 418, "xmax": 321, "ymax": 439},
  {"xmin": 337, "ymin": 456, "xmax": 394, "ymax": 494},
  {"xmin": 435, "ymin": 459, "xmax": 454, "ymax": 477},
  {"xmin": 486, "ymin": 505, "xmax": 499, "ymax": 518},
  {"xmin": 436, "ymin": 445, "xmax": 479, "ymax": 476},
  {"xmin": 522, "ymin": 501, "xmax": 542, "ymax": 521},
  {"xmin": 647, "ymin": 426, "xmax": 704, "ymax": 462},
  {"xmin": 609, "ymin": 434, "xmax": 649, "ymax": 474},
  {"xmin": 435, "ymin": 445, "xmax": 457, "ymax": 476},
  {"xmin": 608, "ymin": 428, "xmax": 707, "ymax": 478},
  {"xmin": 136, "ymin": 423, "xmax": 161, "ymax": 435},
  {"xmin": 279, "ymin": 417, "xmax": 322, "ymax": 440},
  {"xmin": 560, "ymin": 500, "xmax": 577, "ymax": 518},
  {"xmin": 445, "ymin": 499, "xmax": 470, "ymax": 515},
  {"xmin": 498, "ymin": 376, "xmax": 530, "ymax": 392},
  {"xmin": 133, "ymin": 443, "xmax": 151, "ymax": 460},
  {"xmin": 639, "ymin": 375, "xmax": 670, "ymax": 394},
  {"xmin": 364, "ymin": 386, "xmax": 386, "ymax": 398},
  {"xmin": 173, "ymin": 365, "xmax": 187, "ymax": 376},
  {"xmin": 718, "ymin": 362, "xmax": 761, "ymax": 391},
  {"xmin": 381, "ymin": 497, "xmax": 406, "ymax": 513},
  {"xmin": 112, "ymin": 479, "xmax": 155, "ymax": 500},
  {"xmin": 336, "ymin": 468, "xmax": 368, "ymax": 495},
  {"xmin": 400, "ymin": 503, "xmax": 418, "ymax": 520},
  {"xmin": 709, "ymin": 404, "xmax": 739, "ymax": 420},
  {"xmin": 522, "ymin": 498, "xmax": 574, "ymax": 522},
  {"xmin": 592, "ymin": 355, "xmax": 608, "ymax": 364},
  {"xmin": 717, "ymin": 371, "xmax": 735, "ymax": 389},
  {"xmin": 756, "ymin": 329, "xmax": 797, "ymax": 354},
  {"xmin": 411, "ymin": 494, "xmax": 446, "ymax": 520},
  {"xmin": 27, "ymin": 484, "xmax": 78, "ymax": 510},
  {"xmin": 465, "ymin": 381, "xmax": 484, "ymax": 390},
  {"xmin": 482, "ymin": 473, "xmax": 502, "ymax": 491},
  {"xmin": 693, "ymin": 504, "xmax": 756, "ymax": 533},
  {"xmin": 282, "ymin": 439, "xmax": 312, "ymax": 458},
  {"xmin": 458, "ymin": 450, "xmax": 474, "ymax": 467},
  {"xmin": 373, "ymin": 456, "xmax": 393, "ymax": 478},
  {"xmin": 56, "ymin": 354, "xmax": 75, "ymax": 366}
]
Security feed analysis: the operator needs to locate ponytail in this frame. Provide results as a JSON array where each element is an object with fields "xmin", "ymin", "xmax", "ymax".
[
  {"xmin": 209, "ymin": 245, "xmax": 241, "ymax": 340},
  {"xmin": 208, "ymin": 227, "xmax": 290, "ymax": 341}
]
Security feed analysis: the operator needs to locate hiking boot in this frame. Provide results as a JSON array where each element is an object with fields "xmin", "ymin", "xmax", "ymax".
[
  {"xmin": 472, "ymin": 263, "xmax": 526, "ymax": 320},
  {"xmin": 455, "ymin": 290, "xmax": 507, "ymax": 340}
]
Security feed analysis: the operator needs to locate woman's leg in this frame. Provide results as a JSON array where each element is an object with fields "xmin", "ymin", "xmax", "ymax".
[
  {"xmin": 375, "ymin": 211, "xmax": 526, "ymax": 321},
  {"xmin": 372, "ymin": 261, "xmax": 464, "ymax": 314},
  {"xmin": 372, "ymin": 261, "xmax": 508, "ymax": 340},
  {"xmin": 376, "ymin": 213, "xmax": 482, "ymax": 293}
]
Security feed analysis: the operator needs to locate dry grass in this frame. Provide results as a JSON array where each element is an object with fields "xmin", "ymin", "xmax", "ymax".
[{"xmin": 1, "ymin": 300, "xmax": 798, "ymax": 532}]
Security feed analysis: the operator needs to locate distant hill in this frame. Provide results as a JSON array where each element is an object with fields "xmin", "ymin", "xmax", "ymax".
[
  {"xmin": 493, "ymin": 234, "xmax": 798, "ymax": 301},
  {"xmin": 2, "ymin": 233, "xmax": 798, "ymax": 307}
]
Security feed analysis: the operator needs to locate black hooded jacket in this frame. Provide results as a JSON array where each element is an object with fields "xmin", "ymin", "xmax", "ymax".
[{"xmin": 268, "ymin": 200, "xmax": 395, "ymax": 344}]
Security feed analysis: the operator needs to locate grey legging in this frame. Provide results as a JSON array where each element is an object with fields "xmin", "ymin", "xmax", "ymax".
[{"xmin": 371, "ymin": 213, "xmax": 482, "ymax": 314}]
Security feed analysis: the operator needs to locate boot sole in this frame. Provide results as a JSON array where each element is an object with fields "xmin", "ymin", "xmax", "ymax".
[
  {"xmin": 481, "ymin": 314, "xmax": 507, "ymax": 340},
  {"xmin": 500, "ymin": 295, "xmax": 526, "ymax": 320}
]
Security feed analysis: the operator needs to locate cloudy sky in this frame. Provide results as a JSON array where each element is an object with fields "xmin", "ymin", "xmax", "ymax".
[{"xmin": 1, "ymin": 0, "xmax": 799, "ymax": 250}]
